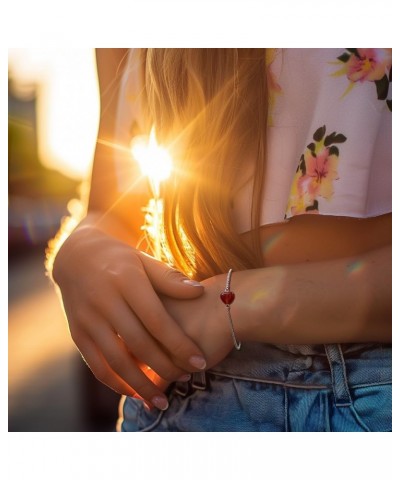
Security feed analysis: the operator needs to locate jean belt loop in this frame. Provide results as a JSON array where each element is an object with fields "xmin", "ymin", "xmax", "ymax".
[
  {"xmin": 324, "ymin": 344, "xmax": 352, "ymax": 407},
  {"xmin": 173, "ymin": 380, "xmax": 191, "ymax": 397},
  {"xmin": 191, "ymin": 371, "xmax": 207, "ymax": 390},
  {"xmin": 173, "ymin": 371, "xmax": 207, "ymax": 397}
]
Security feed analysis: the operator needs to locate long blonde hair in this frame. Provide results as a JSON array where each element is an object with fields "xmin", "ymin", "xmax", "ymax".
[{"xmin": 138, "ymin": 48, "xmax": 268, "ymax": 280}]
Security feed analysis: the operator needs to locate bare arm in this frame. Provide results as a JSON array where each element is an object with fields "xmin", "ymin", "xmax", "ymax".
[
  {"xmin": 162, "ymin": 240, "xmax": 391, "ymax": 370},
  {"xmin": 235, "ymin": 244, "xmax": 391, "ymax": 345},
  {"xmin": 50, "ymin": 49, "xmax": 207, "ymax": 410}
]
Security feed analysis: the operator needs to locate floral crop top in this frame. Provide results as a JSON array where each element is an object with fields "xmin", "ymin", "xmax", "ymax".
[{"xmin": 114, "ymin": 48, "xmax": 392, "ymax": 233}]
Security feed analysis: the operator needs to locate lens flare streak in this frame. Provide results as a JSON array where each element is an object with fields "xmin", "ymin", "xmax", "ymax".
[
  {"xmin": 130, "ymin": 127, "xmax": 174, "ymax": 262},
  {"xmin": 130, "ymin": 127, "xmax": 172, "ymax": 197}
]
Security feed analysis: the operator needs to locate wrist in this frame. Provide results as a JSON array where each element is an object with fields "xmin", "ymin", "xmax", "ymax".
[
  {"xmin": 201, "ymin": 273, "xmax": 236, "ymax": 352},
  {"xmin": 206, "ymin": 269, "xmax": 258, "ymax": 350},
  {"xmin": 51, "ymin": 225, "xmax": 89, "ymax": 286},
  {"xmin": 218, "ymin": 269, "xmax": 242, "ymax": 350}
]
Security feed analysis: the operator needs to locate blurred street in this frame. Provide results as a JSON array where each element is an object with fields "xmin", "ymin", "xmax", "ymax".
[
  {"xmin": 8, "ymin": 249, "xmax": 120, "ymax": 432},
  {"xmin": 9, "ymin": 249, "xmax": 82, "ymax": 431},
  {"xmin": 8, "ymin": 52, "xmax": 120, "ymax": 432}
]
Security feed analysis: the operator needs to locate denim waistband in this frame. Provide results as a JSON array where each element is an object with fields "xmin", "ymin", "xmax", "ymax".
[
  {"xmin": 171, "ymin": 342, "xmax": 391, "ymax": 410},
  {"xmin": 207, "ymin": 342, "xmax": 392, "ymax": 391}
]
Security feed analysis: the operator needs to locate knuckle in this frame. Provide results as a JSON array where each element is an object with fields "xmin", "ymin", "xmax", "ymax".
[{"xmin": 108, "ymin": 261, "xmax": 129, "ymax": 278}]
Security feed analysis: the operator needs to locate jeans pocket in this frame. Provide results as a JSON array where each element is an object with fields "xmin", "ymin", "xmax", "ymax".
[
  {"xmin": 350, "ymin": 383, "xmax": 392, "ymax": 432},
  {"xmin": 120, "ymin": 396, "xmax": 166, "ymax": 432}
]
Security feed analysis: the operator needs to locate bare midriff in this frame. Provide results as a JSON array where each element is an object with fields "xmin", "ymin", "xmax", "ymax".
[{"xmin": 241, "ymin": 213, "xmax": 391, "ymax": 267}]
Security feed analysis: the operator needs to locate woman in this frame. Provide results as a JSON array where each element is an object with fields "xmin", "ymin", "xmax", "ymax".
[{"xmin": 49, "ymin": 48, "xmax": 391, "ymax": 431}]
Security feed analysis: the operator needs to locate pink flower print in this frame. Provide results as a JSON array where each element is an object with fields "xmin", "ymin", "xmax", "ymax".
[
  {"xmin": 345, "ymin": 48, "xmax": 392, "ymax": 83},
  {"xmin": 331, "ymin": 48, "xmax": 392, "ymax": 110},
  {"xmin": 285, "ymin": 126, "xmax": 346, "ymax": 217},
  {"xmin": 303, "ymin": 145, "xmax": 339, "ymax": 200}
]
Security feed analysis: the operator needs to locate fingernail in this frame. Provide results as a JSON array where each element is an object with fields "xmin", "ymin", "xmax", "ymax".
[
  {"xmin": 151, "ymin": 395, "xmax": 169, "ymax": 411},
  {"xmin": 177, "ymin": 373, "xmax": 192, "ymax": 382},
  {"xmin": 182, "ymin": 279, "xmax": 203, "ymax": 287},
  {"xmin": 189, "ymin": 355, "xmax": 207, "ymax": 370}
]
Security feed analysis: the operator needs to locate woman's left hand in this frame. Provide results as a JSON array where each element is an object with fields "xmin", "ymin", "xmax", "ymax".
[{"xmin": 160, "ymin": 274, "xmax": 235, "ymax": 370}]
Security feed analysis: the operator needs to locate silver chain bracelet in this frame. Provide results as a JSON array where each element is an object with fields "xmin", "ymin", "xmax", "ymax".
[{"xmin": 219, "ymin": 269, "xmax": 241, "ymax": 350}]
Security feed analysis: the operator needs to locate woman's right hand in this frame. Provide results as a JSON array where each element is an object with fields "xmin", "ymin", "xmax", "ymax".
[{"xmin": 52, "ymin": 223, "xmax": 207, "ymax": 410}]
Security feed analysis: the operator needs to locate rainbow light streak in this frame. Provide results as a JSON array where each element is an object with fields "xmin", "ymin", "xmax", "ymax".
[
  {"xmin": 346, "ymin": 259, "xmax": 365, "ymax": 275},
  {"xmin": 262, "ymin": 232, "xmax": 284, "ymax": 256}
]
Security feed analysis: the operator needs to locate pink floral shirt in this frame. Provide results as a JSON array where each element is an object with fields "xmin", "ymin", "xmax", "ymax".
[
  {"xmin": 232, "ymin": 48, "xmax": 391, "ymax": 232},
  {"xmin": 114, "ymin": 49, "xmax": 392, "ymax": 232}
]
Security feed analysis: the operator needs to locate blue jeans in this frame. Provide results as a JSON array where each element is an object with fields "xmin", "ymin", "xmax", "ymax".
[{"xmin": 118, "ymin": 342, "xmax": 392, "ymax": 432}]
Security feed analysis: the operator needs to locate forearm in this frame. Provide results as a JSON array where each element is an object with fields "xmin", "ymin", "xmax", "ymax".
[
  {"xmin": 233, "ymin": 245, "xmax": 391, "ymax": 344},
  {"xmin": 47, "ymin": 48, "xmax": 151, "ymax": 278}
]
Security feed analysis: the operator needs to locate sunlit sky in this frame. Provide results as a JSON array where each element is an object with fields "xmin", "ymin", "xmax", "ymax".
[{"xmin": 8, "ymin": 48, "xmax": 100, "ymax": 180}]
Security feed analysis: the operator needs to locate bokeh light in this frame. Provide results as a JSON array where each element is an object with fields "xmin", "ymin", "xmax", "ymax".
[{"xmin": 8, "ymin": 48, "xmax": 99, "ymax": 180}]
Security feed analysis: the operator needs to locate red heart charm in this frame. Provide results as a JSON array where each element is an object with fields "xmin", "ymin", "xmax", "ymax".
[{"xmin": 220, "ymin": 291, "xmax": 235, "ymax": 305}]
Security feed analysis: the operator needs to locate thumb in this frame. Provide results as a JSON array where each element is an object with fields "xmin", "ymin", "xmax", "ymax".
[{"xmin": 139, "ymin": 252, "xmax": 204, "ymax": 299}]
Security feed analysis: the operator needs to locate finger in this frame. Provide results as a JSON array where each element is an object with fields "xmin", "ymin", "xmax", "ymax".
[
  {"xmin": 74, "ymin": 333, "xmax": 138, "ymax": 397},
  {"xmin": 88, "ymin": 321, "xmax": 170, "ymax": 409},
  {"xmin": 139, "ymin": 252, "xmax": 204, "ymax": 299},
  {"xmin": 118, "ymin": 268, "xmax": 207, "ymax": 371},
  {"xmin": 99, "ymin": 296, "xmax": 188, "ymax": 382}
]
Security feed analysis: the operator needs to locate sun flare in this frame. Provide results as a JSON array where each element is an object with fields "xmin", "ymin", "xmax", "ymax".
[{"xmin": 130, "ymin": 127, "xmax": 172, "ymax": 196}]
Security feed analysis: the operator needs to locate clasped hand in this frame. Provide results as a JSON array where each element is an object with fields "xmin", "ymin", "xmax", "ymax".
[{"xmin": 53, "ymin": 225, "xmax": 232, "ymax": 410}]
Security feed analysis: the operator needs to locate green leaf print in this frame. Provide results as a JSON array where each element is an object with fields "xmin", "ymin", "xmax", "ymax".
[
  {"xmin": 313, "ymin": 126, "xmax": 326, "ymax": 142},
  {"xmin": 375, "ymin": 75, "xmax": 389, "ymax": 100}
]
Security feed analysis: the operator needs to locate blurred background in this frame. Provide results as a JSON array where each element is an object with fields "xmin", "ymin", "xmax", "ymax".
[{"xmin": 8, "ymin": 48, "xmax": 120, "ymax": 432}]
